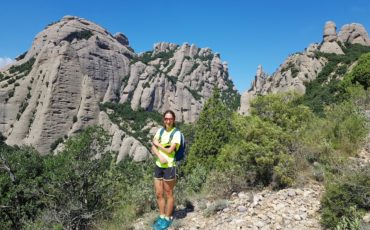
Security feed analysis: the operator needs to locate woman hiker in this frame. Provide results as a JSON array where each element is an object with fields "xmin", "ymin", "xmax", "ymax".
[{"xmin": 151, "ymin": 110, "xmax": 181, "ymax": 230}]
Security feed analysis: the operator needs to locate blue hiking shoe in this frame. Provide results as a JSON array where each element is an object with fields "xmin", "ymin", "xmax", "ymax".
[
  {"xmin": 153, "ymin": 216, "xmax": 172, "ymax": 230},
  {"xmin": 152, "ymin": 216, "xmax": 165, "ymax": 230}
]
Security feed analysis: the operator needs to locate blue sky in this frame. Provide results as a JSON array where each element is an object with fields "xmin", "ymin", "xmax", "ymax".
[{"xmin": 1, "ymin": 0, "xmax": 370, "ymax": 92}]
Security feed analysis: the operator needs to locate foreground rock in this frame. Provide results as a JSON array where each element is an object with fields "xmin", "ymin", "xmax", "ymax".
[{"xmin": 134, "ymin": 183, "xmax": 324, "ymax": 230}]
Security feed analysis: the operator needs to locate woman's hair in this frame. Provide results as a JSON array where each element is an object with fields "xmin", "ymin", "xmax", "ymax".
[{"xmin": 163, "ymin": 110, "xmax": 176, "ymax": 128}]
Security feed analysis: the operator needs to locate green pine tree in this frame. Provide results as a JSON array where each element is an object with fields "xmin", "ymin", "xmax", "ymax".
[{"xmin": 185, "ymin": 87, "xmax": 233, "ymax": 172}]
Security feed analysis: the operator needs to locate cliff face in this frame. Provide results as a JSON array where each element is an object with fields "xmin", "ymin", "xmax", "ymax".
[
  {"xmin": 121, "ymin": 42, "xmax": 234, "ymax": 123},
  {"xmin": 239, "ymin": 21, "xmax": 370, "ymax": 115},
  {"xmin": 0, "ymin": 16, "xmax": 237, "ymax": 156}
]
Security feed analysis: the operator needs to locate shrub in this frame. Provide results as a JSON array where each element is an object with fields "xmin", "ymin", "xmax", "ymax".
[
  {"xmin": 16, "ymin": 51, "xmax": 27, "ymax": 61},
  {"xmin": 185, "ymin": 88, "xmax": 233, "ymax": 173},
  {"xmin": 216, "ymin": 114, "xmax": 296, "ymax": 188},
  {"xmin": 62, "ymin": 30, "xmax": 93, "ymax": 42},
  {"xmin": 93, "ymin": 158, "xmax": 156, "ymax": 228},
  {"xmin": 304, "ymin": 44, "xmax": 370, "ymax": 114},
  {"xmin": 99, "ymin": 102, "xmax": 162, "ymax": 147},
  {"xmin": 321, "ymin": 167, "xmax": 370, "ymax": 229},
  {"xmin": 194, "ymin": 53, "xmax": 214, "ymax": 61},
  {"xmin": 9, "ymin": 57, "xmax": 35, "ymax": 75},
  {"xmin": 166, "ymin": 75, "xmax": 178, "ymax": 85},
  {"xmin": 203, "ymin": 169, "xmax": 249, "ymax": 197},
  {"xmin": 272, "ymin": 153, "xmax": 296, "ymax": 188},
  {"xmin": 251, "ymin": 92, "xmax": 314, "ymax": 132},
  {"xmin": 347, "ymin": 52, "xmax": 370, "ymax": 89},
  {"xmin": 0, "ymin": 146, "xmax": 47, "ymax": 229},
  {"xmin": 334, "ymin": 207, "xmax": 363, "ymax": 230},
  {"xmin": 203, "ymin": 199, "xmax": 228, "ymax": 217},
  {"xmin": 7, "ymin": 78, "xmax": 15, "ymax": 85},
  {"xmin": 324, "ymin": 101, "xmax": 368, "ymax": 156},
  {"xmin": 298, "ymin": 100, "xmax": 368, "ymax": 167},
  {"xmin": 219, "ymin": 76, "xmax": 240, "ymax": 112},
  {"xmin": 43, "ymin": 126, "xmax": 114, "ymax": 229},
  {"xmin": 182, "ymin": 163, "xmax": 208, "ymax": 194}
]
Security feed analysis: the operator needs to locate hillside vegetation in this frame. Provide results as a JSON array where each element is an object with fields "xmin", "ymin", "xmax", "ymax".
[{"xmin": 1, "ymin": 46, "xmax": 370, "ymax": 229}]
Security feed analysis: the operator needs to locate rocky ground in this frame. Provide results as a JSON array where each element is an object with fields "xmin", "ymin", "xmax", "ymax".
[
  {"xmin": 172, "ymin": 183, "xmax": 323, "ymax": 230},
  {"xmin": 133, "ymin": 183, "xmax": 323, "ymax": 230}
]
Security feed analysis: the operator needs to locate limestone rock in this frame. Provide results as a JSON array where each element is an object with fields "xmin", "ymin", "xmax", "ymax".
[
  {"xmin": 1, "ymin": 16, "xmax": 133, "ymax": 154},
  {"xmin": 323, "ymin": 21, "xmax": 337, "ymax": 42},
  {"xmin": 120, "ymin": 42, "xmax": 236, "ymax": 123},
  {"xmin": 99, "ymin": 111, "xmax": 150, "ymax": 162},
  {"xmin": 320, "ymin": 21, "xmax": 344, "ymax": 54},
  {"xmin": 114, "ymin": 32, "xmax": 130, "ymax": 46},
  {"xmin": 239, "ymin": 52, "xmax": 325, "ymax": 115},
  {"xmin": 338, "ymin": 23, "xmax": 370, "ymax": 46},
  {"xmin": 0, "ymin": 15, "xmax": 237, "ymax": 155},
  {"xmin": 239, "ymin": 21, "xmax": 370, "ymax": 114},
  {"xmin": 239, "ymin": 65, "xmax": 270, "ymax": 115},
  {"xmin": 319, "ymin": 41, "xmax": 344, "ymax": 54}
]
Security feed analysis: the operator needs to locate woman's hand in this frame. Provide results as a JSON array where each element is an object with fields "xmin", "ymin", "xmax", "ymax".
[
  {"xmin": 158, "ymin": 155, "xmax": 168, "ymax": 164},
  {"xmin": 151, "ymin": 143, "xmax": 168, "ymax": 164}
]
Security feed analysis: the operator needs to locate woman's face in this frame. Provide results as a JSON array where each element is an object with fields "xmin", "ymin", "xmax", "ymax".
[{"xmin": 164, "ymin": 113, "xmax": 175, "ymax": 129}]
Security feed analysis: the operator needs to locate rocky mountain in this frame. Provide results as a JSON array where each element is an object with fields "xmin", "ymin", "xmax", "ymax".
[
  {"xmin": 0, "ymin": 16, "xmax": 237, "ymax": 156},
  {"xmin": 239, "ymin": 21, "xmax": 370, "ymax": 114}
]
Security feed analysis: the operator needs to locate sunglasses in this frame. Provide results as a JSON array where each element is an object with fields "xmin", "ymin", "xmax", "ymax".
[{"xmin": 164, "ymin": 118, "xmax": 174, "ymax": 121}]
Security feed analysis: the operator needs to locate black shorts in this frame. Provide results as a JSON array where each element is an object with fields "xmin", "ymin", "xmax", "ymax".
[{"xmin": 154, "ymin": 165, "xmax": 176, "ymax": 181}]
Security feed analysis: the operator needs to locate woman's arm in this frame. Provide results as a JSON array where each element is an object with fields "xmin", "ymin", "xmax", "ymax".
[
  {"xmin": 153, "ymin": 139, "xmax": 177, "ymax": 154},
  {"xmin": 151, "ymin": 144, "xmax": 168, "ymax": 163}
]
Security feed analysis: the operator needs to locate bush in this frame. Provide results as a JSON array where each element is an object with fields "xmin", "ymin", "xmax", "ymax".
[
  {"xmin": 334, "ymin": 207, "xmax": 363, "ymax": 230},
  {"xmin": 0, "ymin": 127, "xmax": 159, "ymax": 229},
  {"xmin": 0, "ymin": 146, "xmax": 47, "ymax": 229},
  {"xmin": 42, "ymin": 126, "xmax": 115, "ymax": 229},
  {"xmin": 9, "ymin": 57, "xmax": 35, "ymax": 75},
  {"xmin": 305, "ymin": 44, "xmax": 370, "ymax": 114},
  {"xmin": 321, "ymin": 167, "xmax": 370, "ymax": 229},
  {"xmin": 62, "ymin": 30, "xmax": 93, "ymax": 42},
  {"xmin": 298, "ymin": 100, "xmax": 368, "ymax": 166},
  {"xmin": 251, "ymin": 92, "xmax": 314, "ymax": 132},
  {"xmin": 324, "ymin": 101, "xmax": 368, "ymax": 156},
  {"xmin": 203, "ymin": 169, "xmax": 249, "ymax": 197},
  {"xmin": 272, "ymin": 153, "xmax": 296, "ymax": 188},
  {"xmin": 99, "ymin": 102, "xmax": 162, "ymax": 147},
  {"xmin": 202, "ymin": 199, "xmax": 228, "ymax": 217},
  {"xmin": 216, "ymin": 114, "xmax": 296, "ymax": 188},
  {"xmin": 182, "ymin": 163, "xmax": 208, "ymax": 194},
  {"xmin": 185, "ymin": 88, "xmax": 233, "ymax": 173},
  {"xmin": 93, "ymin": 158, "xmax": 156, "ymax": 229},
  {"xmin": 348, "ymin": 52, "xmax": 370, "ymax": 89}
]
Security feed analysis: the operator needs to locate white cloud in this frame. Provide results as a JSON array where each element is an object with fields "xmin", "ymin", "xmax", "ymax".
[{"xmin": 0, "ymin": 57, "xmax": 15, "ymax": 69}]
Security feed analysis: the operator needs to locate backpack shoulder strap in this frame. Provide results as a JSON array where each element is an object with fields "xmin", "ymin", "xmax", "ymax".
[
  {"xmin": 168, "ymin": 128, "xmax": 178, "ymax": 144},
  {"xmin": 159, "ymin": 128, "xmax": 165, "ymax": 142}
]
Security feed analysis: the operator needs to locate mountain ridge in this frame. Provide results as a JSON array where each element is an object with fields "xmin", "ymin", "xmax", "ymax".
[
  {"xmin": 239, "ymin": 20, "xmax": 370, "ymax": 114},
  {"xmin": 0, "ymin": 15, "xmax": 238, "ymax": 156}
]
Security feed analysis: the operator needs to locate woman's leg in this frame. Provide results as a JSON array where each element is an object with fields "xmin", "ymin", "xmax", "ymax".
[
  {"xmin": 154, "ymin": 179, "xmax": 165, "ymax": 215},
  {"xmin": 163, "ymin": 179, "xmax": 176, "ymax": 217}
]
